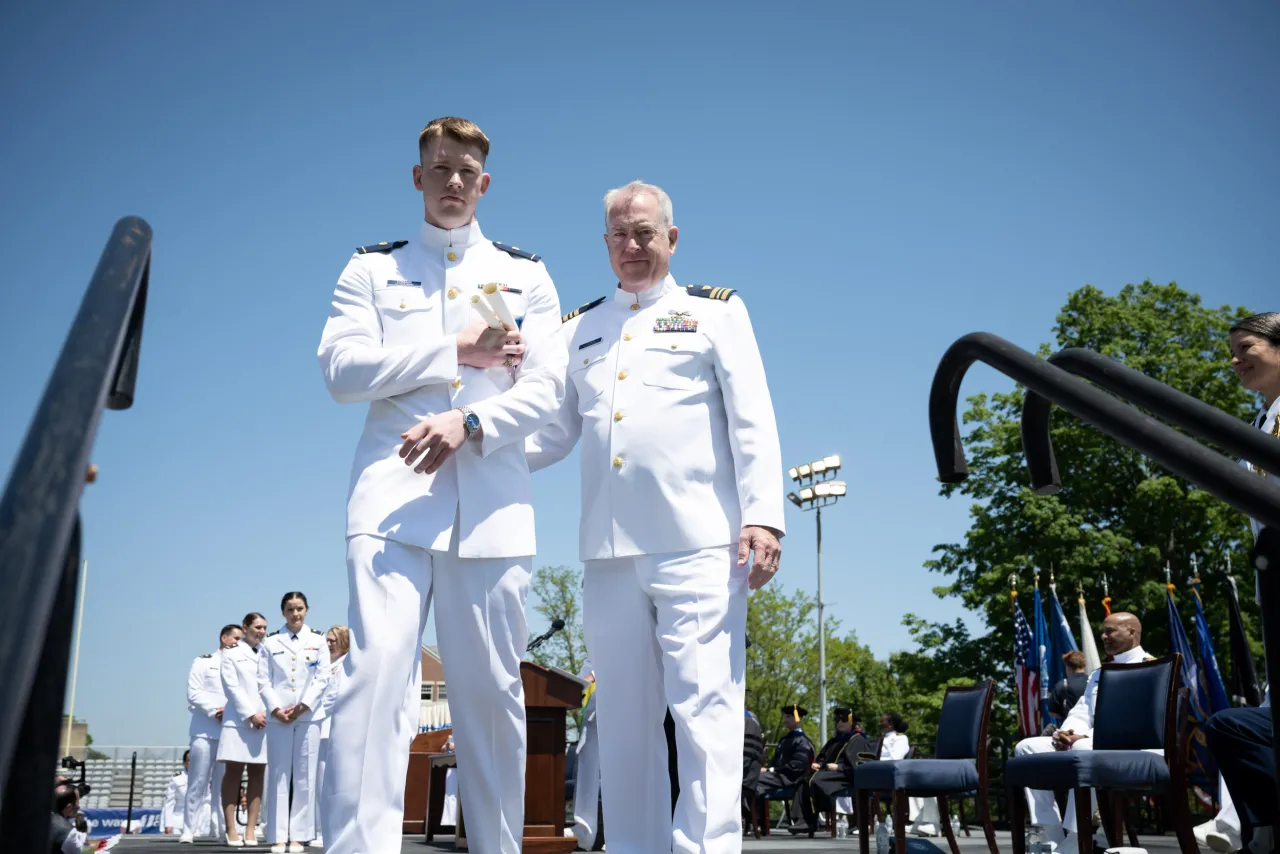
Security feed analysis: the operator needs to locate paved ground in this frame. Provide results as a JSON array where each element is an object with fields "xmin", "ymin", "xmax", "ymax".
[{"xmin": 113, "ymin": 828, "xmax": 1187, "ymax": 853}]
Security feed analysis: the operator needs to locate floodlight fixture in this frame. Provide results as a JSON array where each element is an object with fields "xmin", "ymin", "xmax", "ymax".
[{"xmin": 788, "ymin": 492, "xmax": 803, "ymax": 508}]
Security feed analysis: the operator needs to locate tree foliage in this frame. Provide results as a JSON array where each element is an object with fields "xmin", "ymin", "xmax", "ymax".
[
  {"xmin": 923, "ymin": 281, "xmax": 1263, "ymax": 732},
  {"xmin": 529, "ymin": 564, "xmax": 589, "ymax": 731}
]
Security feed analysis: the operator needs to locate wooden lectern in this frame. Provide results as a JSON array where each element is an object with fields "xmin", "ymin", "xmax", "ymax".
[{"xmin": 452, "ymin": 660, "xmax": 586, "ymax": 853}]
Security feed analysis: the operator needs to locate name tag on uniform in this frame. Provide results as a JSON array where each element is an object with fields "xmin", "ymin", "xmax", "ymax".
[
  {"xmin": 385, "ymin": 279, "xmax": 421, "ymax": 287},
  {"xmin": 578, "ymin": 337, "xmax": 602, "ymax": 350}
]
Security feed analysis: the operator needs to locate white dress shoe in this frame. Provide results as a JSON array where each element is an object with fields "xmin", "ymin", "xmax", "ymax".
[
  {"xmin": 178, "ymin": 830, "xmax": 194, "ymax": 843},
  {"xmin": 270, "ymin": 844, "xmax": 287, "ymax": 853},
  {"xmin": 225, "ymin": 835, "xmax": 244, "ymax": 848},
  {"xmin": 289, "ymin": 843, "xmax": 305, "ymax": 853},
  {"xmin": 309, "ymin": 838, "xmax": 324, "ymax": 848}
]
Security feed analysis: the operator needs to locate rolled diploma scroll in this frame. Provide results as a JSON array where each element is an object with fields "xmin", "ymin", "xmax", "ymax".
[
  {"xmin": 482, "ymin": 283, "xmax": 518, "ymax": 330},
  {"xmin": 470, "ymin": 294, "xmax": 504, "ymax": 329}
]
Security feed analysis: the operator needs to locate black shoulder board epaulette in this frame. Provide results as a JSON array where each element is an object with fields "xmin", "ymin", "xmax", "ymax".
[
  {"xmin": 200, "ymin": 653, "xmax": 213, "ymax": 658},
  {"xmin": 355, "ymin": 240, "xmax": 408, "ymax": 255},
  {"xmin": 267, "ymin": 630, "xmax": 280, "ymax": 636},
  {"xmin": 562, "ymin": 296, "xmax": 606, "ymax": 323},
  {"xmin": 686, "ymin": 285, "xmax": 736, "ymax": 301},
  {"xmin": 493, "ymin": 241, "xmax": 541, "ymax": 262}
]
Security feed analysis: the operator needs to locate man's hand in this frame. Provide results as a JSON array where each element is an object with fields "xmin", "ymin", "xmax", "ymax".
[
  {"xmin": 739, "ymin": 526, "xmax": 783, "ymax": 590},
  {"xmin": 457, "ymin": 320, "xmax": 523, "ymax": 369},
  {"xmin": 810, "ymin": 761, "xmax": 821, "ymax": 771},
  {"xmin": 271, "ymin": 708, "xmax": 291, "ymax": 724},
  {"xmin": 215, "ymin": 706, "xmax": 224, "ymax": 721},
  {"xmin": 287, "ymin": 703, "xmax": 310, "ymax": 722},
  {"xmin": 248, "ymin": 712, "xmax": 267, "ymax": 729},
  {"xmin": 400, "ymin": 410, "xmax": 469, "ymax": 474},
  {"xmin": 1051, "ymin": 729, "xmax": 1086, "ymax": 751},
  {"xmin": 826, "ymin": 762, "xmax": 839, "ymax": 771}
]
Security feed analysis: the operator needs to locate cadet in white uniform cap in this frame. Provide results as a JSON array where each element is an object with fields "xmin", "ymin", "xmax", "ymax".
[
  {"xmin": 528, "ymin": 180, "xmax": 785, "ymax": 854},
  {"xmin": 317, "ymin": 116, "xmax": 567, "ymax": 854},
  {"xmin": 181, "ymin": 624, "xmax": 240, "ymax": 842},
  {"xmin": 260, "ymin": 592, "xmax": 330, "ymax": 852}
]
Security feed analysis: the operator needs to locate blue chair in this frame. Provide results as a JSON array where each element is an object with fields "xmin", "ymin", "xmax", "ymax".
[
  {"xmin": 855, "ymin": 681, "xmax": 998, "ymax": 854},
  {"xmin": 1004, "ymin": 655, "xmax": 1196, "ymax": 854}
]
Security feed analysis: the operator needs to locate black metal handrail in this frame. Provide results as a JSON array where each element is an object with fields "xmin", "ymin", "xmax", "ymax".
[
  {"xmin": 0, "ymin": 217, "xmax": 151, "ymax": 849},
  {"xmin": 1021, "ymin": 346, "xmax": 1280, "ymax": 490},
  {"xmin": 929, "ymin": 332, "xmax": 1280, "ymax": 529},
  {"xmin": 930, "ymin": 330, "xmax": 1280, "ymax": 823}
]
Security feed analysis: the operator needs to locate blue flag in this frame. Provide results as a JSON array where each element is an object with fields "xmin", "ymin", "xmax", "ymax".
[
  {"xmin": 1047, "ymin": 584, "xmax": 1080, "ymax": 693},
  {"xmin": 1167, "ymin": 582, "xmax": 1219, "ymax": 807},
  {"xmin": 1033, "ymin": 582, "xmax": 1054, "ymax": 726},
  {"xmin": 1191, "ymin": 579, "xmax": 1231, "ymax": 715}
]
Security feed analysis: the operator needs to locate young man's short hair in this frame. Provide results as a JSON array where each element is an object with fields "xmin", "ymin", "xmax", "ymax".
[{"xmin": 418, "ymin": 117, "xmax": 490, "ymax": 163}]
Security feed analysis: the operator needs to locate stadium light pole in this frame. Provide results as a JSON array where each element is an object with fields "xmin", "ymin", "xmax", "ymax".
[{"xmin": 787, "ymin": 454, "xmax": 845, "ymax": 746}]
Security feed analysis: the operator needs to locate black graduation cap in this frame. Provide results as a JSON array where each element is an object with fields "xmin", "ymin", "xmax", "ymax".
[
  {"xmin": 833, "ymin": 706, "xmax": 853, "ymax": 722},
  {"xmin": 782, "ymin": 703, "xmax": 808, "ymax": 719}
]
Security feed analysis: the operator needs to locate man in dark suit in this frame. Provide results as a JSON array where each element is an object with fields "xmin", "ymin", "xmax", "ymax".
[{"xmin": 1206, "ymin": 700, "xmax": 1274, "ymax": 854}]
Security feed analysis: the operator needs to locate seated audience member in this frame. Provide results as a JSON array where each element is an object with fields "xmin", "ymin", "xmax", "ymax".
[
  {"xmin": 1013, "ymin": 612, "xmax": 1152, "ymax": 850},
  {"xmin": 796, "ymin": 707, "xmax": 874, "ymax": 834},
  {"xmin": 1049, "ymin": 650, "xmax": 1089, "ymax": 721},
  {"xmin": 754, "ymin": 704, "xmax": 816, "ymax": 832},
  {"xmin": 1206, "ymin": 691, "xmax": 1274, "ymax": 854}
]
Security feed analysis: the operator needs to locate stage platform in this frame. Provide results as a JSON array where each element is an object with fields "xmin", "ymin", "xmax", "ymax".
[{"xmin": 112, "ymin": 829, "xmax": 1188, "ymax": 853}]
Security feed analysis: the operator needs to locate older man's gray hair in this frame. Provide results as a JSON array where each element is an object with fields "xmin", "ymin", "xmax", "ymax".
[{"xmin": 603, "ymin": 180, "xmax": 673, "ymax": 228}]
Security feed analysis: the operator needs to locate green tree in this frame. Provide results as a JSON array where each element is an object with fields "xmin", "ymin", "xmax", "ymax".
[
  {"xmin": 529, "ymin": 564, "xmax": 589, "ymax": 731},
  {"xmin": 926, "ymin": 281, "xmax": 1262, "ymax": 737},
  {"xmin": 747, "ymin": 585, "xmax": 902, "ymax": 745}
]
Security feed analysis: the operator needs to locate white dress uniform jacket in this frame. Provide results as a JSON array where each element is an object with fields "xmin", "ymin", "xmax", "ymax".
[
  {"xmin": 318, "ymin": 220, "xmax": 568, "ymax": 559},
  {"xmin": 879, "ymin": 730, "xmax": 910, "ymax": 761},
  {"xmin": 261, "ymin": 626, "xmax": 330, "ymax": 720},
  {"xmin": 1242, "ymin": 397, "xmax": 1280, "ymax": 541},
  {"xmin": 527, "ymin": 275, "xmax": 785, "ymax": 557},
  {"xmin": 1060, "ymin": 644, "xmax": 1151, "ymax": 740},
  {"xmin": 162, "ymin": 771, "xmax": 188, "ymax": 832},
  {"xmin": 187, "ymin": 652, "xmax": 226, "ymax": 740}
]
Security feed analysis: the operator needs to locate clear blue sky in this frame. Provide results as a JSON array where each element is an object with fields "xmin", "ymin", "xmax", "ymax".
[{"xmin": 1, "ymin": 2, "xmax": 1276, "ymax": 746}]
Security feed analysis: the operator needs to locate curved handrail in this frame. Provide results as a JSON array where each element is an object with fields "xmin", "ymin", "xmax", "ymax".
[
  {"xmin": 928, "ymin": 332, "xmax": 1280, "ymax": 529},
  {"xmin": 1021, "ymin": 347, "xmax": 1280, "ymax": 492},
  {"xmin": 0, "ymin": 217, "xmax": 151, "ymax": 811}
]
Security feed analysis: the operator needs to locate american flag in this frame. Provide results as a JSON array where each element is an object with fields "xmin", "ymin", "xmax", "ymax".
[{"xmin": 1013, "ymin": 597, "xmax": 1041, "ymax": 739}]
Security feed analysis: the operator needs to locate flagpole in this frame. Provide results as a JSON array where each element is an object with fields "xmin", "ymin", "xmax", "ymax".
[
  {"xmin": 63, "ymin": 558, "xmax": 88, "ymax": 759},
  {"xmin": 1102, "ymin": 573, "xmax": 1112, "ymax": 617}
]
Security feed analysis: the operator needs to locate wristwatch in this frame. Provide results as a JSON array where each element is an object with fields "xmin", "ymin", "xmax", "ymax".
[{"xmin": 458, "ymin": 406, "xmax": 481, "ymax": 439}]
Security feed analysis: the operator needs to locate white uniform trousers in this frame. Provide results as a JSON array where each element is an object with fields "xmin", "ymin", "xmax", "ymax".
[
  {"xmin": 1015, "ymin": 737, "xmax": 1162, "ymax": 842},
  {"xmin": 583, "ymin": 544, "xmax": 746, "ymax": 854},
  {"xmin": 266, "ymin": 718, "xmax": 322, "ymax": 843},
  {"xmin": 185, "ymin": 735, "xmax": 224, "ymax": 837},
  {"xmin": 315, "ymin": 734, "xmax": 331, "ymax": 845},
  {"xmin": 324, "ymin": 533, "xmax": 530, "ymax": 854},
  {"xmin": 572, "ymin": 715, "xmax": 602, "ymax": 849}
]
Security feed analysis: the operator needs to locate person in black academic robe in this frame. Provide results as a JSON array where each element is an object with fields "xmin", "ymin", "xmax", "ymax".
[
  {"xmin": 796, "ymin": 707, "xmax": 876, "ymax": 834},
  {"xmin": 753, "ymin": 704, "xmax": 816, "ymax": 830}
]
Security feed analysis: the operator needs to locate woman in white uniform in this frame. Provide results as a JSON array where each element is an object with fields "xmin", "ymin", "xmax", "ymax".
[
  {"xmin": 315, "ymin": 625, "xmax": 349, "ymax": 849},
  {"xmin": 219, "ymin": 611, "xmax": 270, "ymax": 846},
  {"xmin": 261, "ymin": 592, "xmax": 330, "ymax": 853},
  {"xmin": 162, "ymin": 751, "xmax": 191, "ymax": 834}
]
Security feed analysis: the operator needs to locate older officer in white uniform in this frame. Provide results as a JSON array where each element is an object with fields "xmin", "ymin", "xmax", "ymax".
[
  {"xmin": 261, "ymin": 592, "xmax": 329, "ymax": 852},
  {"xmin": 317, "ymin": 116, "xmax": 567, "ymax": 854},
  {"xmin": 181, "ymin": 624, "xmax": 240, "ymax": 842},
  {"xmin": 528, "ymin": 180, "xmax": 785, "ymax": 854},
  {"xmin": 1013, "ymin": 612, "xmax": 1153, "ymax": 849}
]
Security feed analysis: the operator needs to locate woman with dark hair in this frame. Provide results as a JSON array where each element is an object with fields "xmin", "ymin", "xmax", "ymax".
[
  {"xmin": 877, "ymin": 712, "xmax": 909, "ymax": 759},
  {"xmin": 218, "ymin": 612, "xmax": 270, "ymax": 846},
  {"xmin": 1197, "ymin": 313, "xmax": 1280, "ymax": 854},
  {"xmin": 162, "ymin": 750, "xmax": 191, "ymax": 835},
  {"xmin": 260, "ymin": 592, "xmax": 330, "ymax": 853}
]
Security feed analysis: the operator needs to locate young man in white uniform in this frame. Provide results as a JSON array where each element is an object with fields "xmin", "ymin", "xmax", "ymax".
[
  {"xmin": 317, "ymin": 116, "xmax": 567, "ymax": 854},
  {"xmin": 181, "ymin": 624, "xmax": 239, "ymax": 842},
  {"xmin": 528, "ymin": 181, "xmax": 785, "ymax": 853}
]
